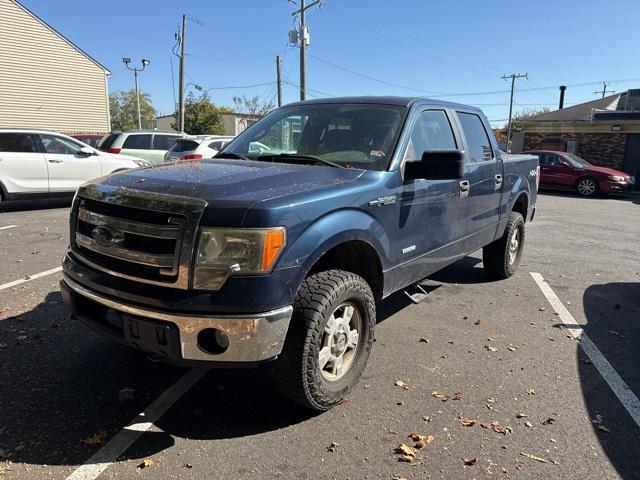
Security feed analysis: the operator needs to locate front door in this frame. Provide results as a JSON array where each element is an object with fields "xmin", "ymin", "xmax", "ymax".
[
  {"xmin": 455, "ymin": 111, "xmax": 503, "ymax": 251},
  {"xmin": 539, "ymin": 153, "xmax": 574, "ymax": 188},
  {"xmin": 0, "ymin": 132, "xmax": 48, "ymax": 194},
  {"xmin": 39, "ymin": 134, "xmax": 101, "ymax": 192}
]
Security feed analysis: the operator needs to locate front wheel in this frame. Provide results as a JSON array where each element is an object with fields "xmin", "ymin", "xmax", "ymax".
[
  {"xmin": 268, "ymin": 270, "xmax": 375, "ymax": 411},
  {"xmin": 576, "ymin": 177, "xmax": 598, "ymax": 197},
  {"xmin": 483, "ymin": 211, "xmax": 525, "ymax": 279}
]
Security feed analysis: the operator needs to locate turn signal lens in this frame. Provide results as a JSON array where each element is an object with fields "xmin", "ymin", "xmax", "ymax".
[{"xmin": 262, "ymin": 229, "xmax": 286, "ymax": 271}]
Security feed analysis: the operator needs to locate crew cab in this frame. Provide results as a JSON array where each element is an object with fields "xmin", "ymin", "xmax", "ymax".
[{"xmin": 60, "ymin": 97, "xmax": 538, "ymax": 411}]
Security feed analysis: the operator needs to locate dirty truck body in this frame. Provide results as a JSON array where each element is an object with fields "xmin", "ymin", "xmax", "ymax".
[{"xmin": 61, "ymin": 97, "xmax": 538, "ymax": 410}]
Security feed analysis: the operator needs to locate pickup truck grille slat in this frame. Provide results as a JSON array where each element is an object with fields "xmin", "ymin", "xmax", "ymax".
[{"xmin": 75, "ymin": 232, "xmax": 176, "ymax": 268}]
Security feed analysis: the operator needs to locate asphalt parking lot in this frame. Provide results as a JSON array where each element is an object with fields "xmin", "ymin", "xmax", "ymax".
[{"xmin": 1, "ymin": 191, "xmax": 639, "ymax": 480}]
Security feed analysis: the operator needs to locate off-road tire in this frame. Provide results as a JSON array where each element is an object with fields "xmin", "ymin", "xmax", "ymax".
[
  {"xmin": 269, "ymin": 270, "xmax": 375, "ymax": 411},
  {"xmin": 483, "ymin": 211, "xmax": 525, "ymax": 279}
]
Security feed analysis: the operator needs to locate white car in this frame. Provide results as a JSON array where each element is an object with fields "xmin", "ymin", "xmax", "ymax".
[
  {"xmin": 0, "ymin": 129, "xmax": 150, "ymax": 204},
  {"xmin": 164, "ymin": 135, "xmax": 235, "ymax": 162}
]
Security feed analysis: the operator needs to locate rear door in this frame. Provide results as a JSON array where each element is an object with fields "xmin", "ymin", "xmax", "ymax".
[
  {"xmin": 39, "ymin": 134, "xmax": 101, "ymax": 192},
  {"xmin": 0, "ymin": 132, "xmax": 48, "ymax": 194},
  {"xmin": 150, "ymin": 134, "xmax": 181, "ymax": 164},
  {"xmin": 120, "ymin": 134, "xmax": 153, "ymax": 162},
  {"xmin": 455, "ymin": 111, "xmax": 503, "ymax": 250}
]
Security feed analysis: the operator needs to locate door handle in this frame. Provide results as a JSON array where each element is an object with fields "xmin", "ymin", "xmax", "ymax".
[
  {"xmin": 459, "ymin": 180, "xmax": 470, "ymax": 198},
  {"xmin": 494, "ymin": 173, "xmax": 503, "ymax": 189},
  {"xmin": 48, "ymin": 159, "xmax": 64, "ymax": 163}
]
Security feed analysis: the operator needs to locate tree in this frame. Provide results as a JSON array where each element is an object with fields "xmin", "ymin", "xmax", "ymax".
[
  {"xmin": 109, "ymin": 90, "xmax": 157, "ymax": 130},
  {"xmin": 174, "ymin": 92, "xmax": 231, "ymax": 135},
  {"xmin": 232, "ymin": 95, "xmax": 274, "ymax": 116},
  {"xmin": 496, "ymin": 107, "xmax": 552, "ymax": 150}
]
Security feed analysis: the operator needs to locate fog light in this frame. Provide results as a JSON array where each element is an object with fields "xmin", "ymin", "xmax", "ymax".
[{"xmin": 197, "ymin": 328, "xmax": 230, "ymax": 355}]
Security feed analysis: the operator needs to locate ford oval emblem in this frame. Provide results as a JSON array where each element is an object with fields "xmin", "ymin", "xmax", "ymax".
[{"xmin": 91, "ymin": 226, "xmax": 125, "ymax": 247}]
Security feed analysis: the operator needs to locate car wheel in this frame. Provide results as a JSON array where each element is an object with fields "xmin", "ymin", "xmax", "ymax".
[
  {"xmin": 483, "ymin": 211, "xmax": 525, "ymax": 280},
  {"xmin": 576, "ymin": 177, "xmax": 598, "ymax": 197},
  {"xmin": 268, "ymin": 270, "xmax": 375, "ymax": 411}
]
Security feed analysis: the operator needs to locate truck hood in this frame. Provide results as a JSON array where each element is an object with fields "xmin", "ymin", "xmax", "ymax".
[{"xmin": 98, "ymin": 159, "xmax": 365, "ymax": 226}]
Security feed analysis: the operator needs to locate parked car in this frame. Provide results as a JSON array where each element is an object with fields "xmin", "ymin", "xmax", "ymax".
[
  {"xmin": 164, "ymin": 135, "xmax": 235, "ymax": 162},
  {"xmin": 71, "ymin": 134, "xmax": 103, "ymax": 148},
  {"xmin": 97, "ymin": 130, "xmax": 184, "ymax": 165},
  {"xmin": 525, "ymin": 150, "xmax": 635, "ymax": 196},
  {"xmin": 0, "ymin": 129, "xmax": 150, "ymax": 204},
  {"xmin": 60, "ymin": 97, "xmax": 538, "ymax": 411}
]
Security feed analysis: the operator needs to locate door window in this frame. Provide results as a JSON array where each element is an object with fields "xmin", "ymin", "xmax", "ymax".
[
  {"xmin": 152, "ymin": 135, "xmax": 180, "ymax": 150},
  {"xmin": 122, "ymin": 134, "xmax": 152, "ymax": 149},
  {"xmin": 40, "ymin": 135, "xmax": 84, "ymax": 155},
  {"xmin": 541, "ymin": 153, "xmax": 562, "ymax": 166},
  {"xmin": 403, "ymin": 110, "xmax": 457, "ymax": 161},
  {"xmin": 0, "ymin": 133, "xmax": 39, "ymax": 153},
  {"xmin": 457, "ymin": 112, "xmax": 493, "ymax": 163}
]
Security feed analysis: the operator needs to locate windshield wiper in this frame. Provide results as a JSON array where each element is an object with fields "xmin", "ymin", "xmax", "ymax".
[
  {"xmin": 214, "ymin": 152, "xmax": 250, "ymax": 160},
  {"xmin": 258, "ymin": 153, "xmax": 346, "ymax": 169}
]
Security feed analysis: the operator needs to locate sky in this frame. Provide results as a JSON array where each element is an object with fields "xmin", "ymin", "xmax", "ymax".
[{"xmin": 20, "ymin": 0, "xmax": 640, "ymax": 126}]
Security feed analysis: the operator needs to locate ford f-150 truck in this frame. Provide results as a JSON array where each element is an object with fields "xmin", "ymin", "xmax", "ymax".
[{"xmin": 60, "ymin": 96, "xmax": 538, "ymax": 411}]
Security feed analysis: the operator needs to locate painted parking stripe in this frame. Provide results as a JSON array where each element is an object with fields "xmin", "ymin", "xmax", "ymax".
[
  {"xmin": 0, "ymin": 225, "xmax": 18, "ymax": 230},
  {"xmin": 0, "ymin": 266, "xmax": 63, "ymax": 292},
  {"xmin": 65, "ymin": 368, "xmax": 206, "ymax": 480},
  {"xmin": 530, "ymin": 272, "xmax": 640, "ymax": 427}
]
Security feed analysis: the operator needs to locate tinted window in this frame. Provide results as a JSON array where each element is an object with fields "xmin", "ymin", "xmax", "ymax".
[
  {"xmin": 540, "ymin": 153, "xmax": 561, "ymax": 166},
  {"xmin": 173, "ymin": 140, "xmax": 200, "ymax": 152},
  {"xmin": 40, "ymin": 135, "xmax": 83, "ymax": 155},
  {"xmin": 97, "ymin": 133, "xmax": 119, "ymax": 150},
  {"xmin": 152, "ymin": 135, "xmax": 179, "ymax": 150},
  {"xmin": 208, "ymin": 140, "xmax": 228, "ymax": 150},
  {"xmin": 457, "ymin": 112, "xmax": 493, "ymax": 162},
  {"xmin": 403, "ymin": 110, "xmax": 456, "ymax": 161},
  {"xmin": 122, "ymin": 134, "xmax": 152, "ymax": 149},
  {"xmin": 0, "ymin": 133, "xmax": 39, "ymax": 153}
]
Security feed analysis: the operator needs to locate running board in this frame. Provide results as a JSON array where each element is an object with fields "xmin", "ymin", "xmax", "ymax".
[{"xmin": 404, "ymin": 284, "xmax": 430, "ymax": 304}]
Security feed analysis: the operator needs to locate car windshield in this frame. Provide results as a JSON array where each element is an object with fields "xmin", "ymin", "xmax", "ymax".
[
  {"xmin": 219, "ymin": 103, "xmax": 407, "ymax": 170},
  {"xmin": 564, "ymin": 153, "xmax": 593, "ymax": 168}
]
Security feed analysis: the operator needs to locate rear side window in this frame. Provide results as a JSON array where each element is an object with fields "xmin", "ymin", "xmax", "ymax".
[
  {"xmin": 403, "ymin": 110, "xmax": 456, "ymax": 161},
  {"xmin": 172, "ymin": 139, "xmax": 199, "ymax": 152},
  {"xmin": 457, "ymin": 112, "xmax": 493, "ymax": 162},
  {"xmin": 0, "ymin": 133, "xmax": 39, "ymax": 153},
  {"xmin": 152, "ymin": 135, "xmax": 180, "ymax": 150},
  {"xmin": 123, "ymin": 134, "xmax": 152, "ymax": 149},
  {"xmin": 97, "ymin": 133, "xmax": 119, "ymax": 150},
  {"xmin": 208, "ymin": 140, "xmax": 228, "ymax": 150}
]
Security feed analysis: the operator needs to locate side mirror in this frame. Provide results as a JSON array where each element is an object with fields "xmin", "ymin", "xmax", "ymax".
[
  {"xmin": 404, "ymin": 150, "xmax": 464, "ymax": 182},
  {"xmin": 78, "ymin": 146, "xmax": 93, "ymax": 156}
]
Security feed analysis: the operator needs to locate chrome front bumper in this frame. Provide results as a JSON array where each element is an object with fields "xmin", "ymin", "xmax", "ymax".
[{"xmin": 61, "ymin": 274, "xmax": 293, "ymax": 363}]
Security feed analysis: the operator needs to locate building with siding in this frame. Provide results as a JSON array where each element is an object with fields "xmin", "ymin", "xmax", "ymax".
[
  {"xmin": 512, "ymin": 90, "xmax": 640, "ymax": 179},
  {"xmin": 0, "ymin": 0, "xmax": 111, "ymax": 134}
]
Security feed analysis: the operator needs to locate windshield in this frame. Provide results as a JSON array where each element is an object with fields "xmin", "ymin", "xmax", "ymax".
[
  {"xmin": 220, "ymin": 103, "xmax": 407, "ymax": 170},
  {"xmin": 564, "ymin": 153, "xmax": 593, "ymax": 168}
]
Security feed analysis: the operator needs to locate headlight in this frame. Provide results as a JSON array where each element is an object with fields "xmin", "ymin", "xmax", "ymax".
[
  {"xmin": 193, "ymin": 227, "xmax": 286, "ymax": 290},
  {"xmin": 133, "ymin": 159, "xmax": 151, "ymax": 168},
  {"xmin": 607, "ymin": 175, "xmax": 624, "ymax": 182}
]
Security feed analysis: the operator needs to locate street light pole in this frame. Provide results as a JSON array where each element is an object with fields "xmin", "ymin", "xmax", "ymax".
[{"xmin": 123, "ymin": 58, "xmax": 150, "ymax": 129}]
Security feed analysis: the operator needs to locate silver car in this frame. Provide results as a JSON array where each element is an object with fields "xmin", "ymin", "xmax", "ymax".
[{"xmin": 164, "ymin": 135, "xmax": 235, "ymax": 162}]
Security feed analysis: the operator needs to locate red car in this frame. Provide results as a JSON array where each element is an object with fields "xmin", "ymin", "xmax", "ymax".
[
  {"xmin": 71, "ymin": 134, "xmax": 104, "ymax": 148},
  {"xmin": 525, "ymin": 150, "xmax": 635, "ymax": 197}
]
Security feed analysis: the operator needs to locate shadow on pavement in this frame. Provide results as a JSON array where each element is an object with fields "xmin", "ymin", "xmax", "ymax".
[
  {"xmin": 579, "ymin": 282, "xmax": 640, "ymax": 479},
  {"xmin": 0, "ymin": 196, "xmax": 72, "ymax": 212},
  {"xmin": 428, "ymin": 255, "xmax": 488, "ymax": 284}
]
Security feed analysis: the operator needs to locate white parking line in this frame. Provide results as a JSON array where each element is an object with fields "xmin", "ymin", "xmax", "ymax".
[
  {"xmin": 0, "ymin": 266, "xmax": 63, "ymax": 292},
  {"xmin": 530, "ymin": 272, "xmax": 640, "ymax": 428},
  {"xmin": 66, "ymin": 368, "xmax": 206, "ymax": 480},
  {"xmin": 0, "ymin": 225, "xmax": 18, "ymax": 230}
]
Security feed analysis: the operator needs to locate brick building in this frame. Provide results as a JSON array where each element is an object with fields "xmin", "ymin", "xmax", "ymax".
[{"xmin": 512, "ymin": 90, "xmax": 640, "ymax": 178}]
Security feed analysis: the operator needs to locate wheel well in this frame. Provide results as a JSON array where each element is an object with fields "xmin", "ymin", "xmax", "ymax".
[
  {"xmin": 512, "ymin": 193, "xmax": 528, "ymax": 220},
  {"xmin": 308, "ymin": 240, "xmax": 383, "ymax": 300}
]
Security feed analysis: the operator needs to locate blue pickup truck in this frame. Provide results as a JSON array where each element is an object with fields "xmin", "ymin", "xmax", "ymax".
[{"xmin": 60, "ymin": 96, "xmax": 538, "ymax": 411}]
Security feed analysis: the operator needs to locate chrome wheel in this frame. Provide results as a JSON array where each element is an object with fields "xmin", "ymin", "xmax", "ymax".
[
  {"xmin": 318, "ymin": 302, "xmax": 361, "ymax": 381},
  {"xmin": 508, "ymin": 228, "xmax": 520, "ymax": 265},
  {"xmin": 577, "ymin": 178, "xmax": 597, "ymax": 196}
]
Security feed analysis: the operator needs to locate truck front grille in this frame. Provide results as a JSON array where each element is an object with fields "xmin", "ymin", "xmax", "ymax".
[{"xmin": 70, "ymin": 184, "xmax": 206, "ymax": 290}]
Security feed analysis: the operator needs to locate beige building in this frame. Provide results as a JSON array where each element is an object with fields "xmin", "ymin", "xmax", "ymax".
[{"xmin": 0, "ymin": 0, "xmax": 111, "ymax": 133}]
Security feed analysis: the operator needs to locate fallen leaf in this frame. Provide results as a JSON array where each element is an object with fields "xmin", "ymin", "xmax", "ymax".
[
  {"xmin": 183, "ymin": 463, "xmax": 193, "ymax": 469},
  {"xmin": 520, "ymin": 452, "xmax": 548, "ymax": 463},
  {"xmin": 394, "ymin": 444, "xmax": 416, "ymax": 457},
  {"xmin": 391, "ymin": 475, "xmax": 408, "ymax": 480},
  {"xmin": 474, "ymin": 319, "xmax": 484, "ymax": 326},
  {"xmin": 398, "ymin": 454, "xmax": 414, "ymax": 463},
  {"xmin": 395, "ymin": 380, "xmax": 411, "ymax": 391},
  {"xmin": 463, "ymin": 457, "xmax": 478, "ymax": 466},
  {"xmin": 82, "ymin": 431, "xmax": 107, "ymax": 446},
  {"xmin": 138, "ymin": 458, "xmax": 154, "ymax": 469},
  {"xmin": 596, "ymin": 425, "xmax": 610, "ymax": 432},
  {"xmin": 452, "ymin": 392, "xmax": 463, "ymax": 401},
  {"xmin": 458, "ymin": 416, "xmax": 476, "ymax": 427},
  {"xmin": 506, "ymin": 346, "xmax": 517, "ymax": 352},
  {"xmin": 431, "ymin": 390, "xmax": 448, "ymax": 401},
  {"xmin": 418, "ymin": 337, "xmax": 430, "ymax": 344},
  {"xmin": 525, "ymin": 421, "xmax": 533, "ymax": 428},
  {"xmin": 541, "ymin": 417, "xmax": 556, "ymax": 425},
  {"xmin": 538, "ymin": 307, "xmax": 546, "ymax": 311},
  {"xmin": 327, "ymin": 442, "xmax": 339, "ymax": 452},
  {"xmin": 491, "ymin": 422, "xmax": 513, "ymax": 435},
  {"xmin": 515, "ymin": 413, "xmax": 527, "ymax": 418},
  {"xmin": 526, "ymin": 387, "xmax": 536, "ymax": 395},
  {"xmin": 485, "ymin": 345, "xmax": 499, "ymax": 352},
  {"xmin": 422, "ymin": 415, "xmax": 434, "ymax": 422},
  {"xmin": 117, "ymin": 387, "xmax": 136, "ymax": 402}
]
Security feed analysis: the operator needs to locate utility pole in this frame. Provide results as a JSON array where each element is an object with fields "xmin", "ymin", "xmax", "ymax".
[
  {"xmin": 276, "ymin": 55, "xmax": 283, "ymax": 107},
  {"xmin": 123, "ymin": 57, "xmax": 150, "ymax": 129},
  {"xmin": 291, "ymin": 0, "xmax": 321, "ymax": 101},
  {"xmin": 501, "ymin": 73, "xmax": 527, "ymax": 153},
  {"xmin": 594, "ymin": 81, "xmax": 614, "ymax": 99},
  {"xmin": 178, "ymin": 14, "xmax": 187, "ymax": 133}
]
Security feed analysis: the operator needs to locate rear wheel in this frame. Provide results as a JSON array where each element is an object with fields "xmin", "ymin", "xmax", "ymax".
[
  {"xmin": 483, "ymin": 211, "xmax": 525, "ymax": 279},
  {"xmin": 576, "ymin": 177, "xmax": 598, "ymax": 197},
  {"xmin": 269, "ymin": 270, "xmax": 375, "ymax": 411}
]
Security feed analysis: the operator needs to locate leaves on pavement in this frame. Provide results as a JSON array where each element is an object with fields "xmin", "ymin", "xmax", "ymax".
[
  {"xmin": 395, "ymin": 380, "xmax": 411, "ymax": 391},
  {"xmin": 457, "ymin": 416, "xmax": 476, "ymax": 427},
  {"xmin": 82, "ymin": 431, "xmax": 107, "ymax": 446}
]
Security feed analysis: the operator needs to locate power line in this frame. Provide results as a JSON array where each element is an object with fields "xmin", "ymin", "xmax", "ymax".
[{"xmin": 186, "ymin": 48, "xmax": 294, "ymax": 62}]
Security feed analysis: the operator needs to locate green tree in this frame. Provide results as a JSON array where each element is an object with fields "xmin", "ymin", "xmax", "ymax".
[
  {"xmin": 109, "ymin": 90, "xmax": 157, "ymax": 130},
  {"xmin": 175, "ymin": 92, "xmax": 231, "ymax": 135},
  {"xmin": 232, "ymin": 95, "xmax": 274, "ymax": 116}
]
